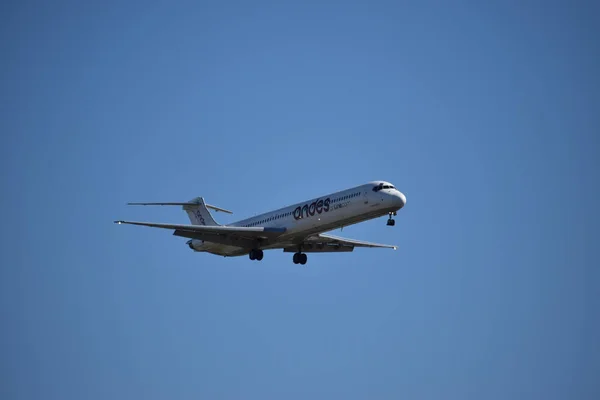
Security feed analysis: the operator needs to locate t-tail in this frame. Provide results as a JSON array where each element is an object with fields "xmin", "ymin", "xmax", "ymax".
[
  {"xmin": 182, "ymin": 197, "xmax": 220, "ymax": 226},
  {"xmin": 127, "ymin": 198, "xmax": 232, "ymax": 226}
]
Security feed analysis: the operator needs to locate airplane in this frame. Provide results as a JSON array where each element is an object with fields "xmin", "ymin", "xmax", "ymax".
[{"xmin": 114, "ymin": 180, "xmax": 406, "ymax": 265}]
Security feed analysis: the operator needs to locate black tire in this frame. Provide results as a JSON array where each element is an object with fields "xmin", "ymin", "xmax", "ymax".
[
  {"xmin": 300, "ymin": 253, "xmax": 307, "ymax": 265},
  {"xmin": 256, "ymin": 250, "xmax": 264, "ymax": 261},
  {"xmin": 249, "ymin": 251, "xmax": 255, "ymax": 260},
  {"xmin": 293, "ymin": 253, "xmax": 299, "ymax": 264}
]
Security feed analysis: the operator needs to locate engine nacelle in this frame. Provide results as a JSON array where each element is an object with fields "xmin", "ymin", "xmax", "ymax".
[{"xmin": 187, "ymin": 239, "xmax": 204, "ymax": 251}]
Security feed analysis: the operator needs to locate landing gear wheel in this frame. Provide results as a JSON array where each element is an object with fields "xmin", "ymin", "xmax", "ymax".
[
  {"xmin": 387, "ymin": 212, "xmax": 396, "ymax": 226},
  {"xmin": 293, "ymin": 252, "xmax": 307, "ymax": 265},
  {"xmin": 249, "ymin": 249, "xmax": 264, "ymax": 261}
]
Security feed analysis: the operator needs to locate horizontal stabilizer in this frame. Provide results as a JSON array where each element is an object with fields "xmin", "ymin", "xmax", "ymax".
[{"xmin": 127, "ymin": 202, "xmax": 233, "ymax": 214}]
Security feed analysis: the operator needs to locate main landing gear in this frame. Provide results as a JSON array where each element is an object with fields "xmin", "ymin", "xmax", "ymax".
[
  {"xmin": 387, "ymin": 211, "xmax": 397, "ymax": 226},
  {"xmin": 249, "ymin": 249, "xmax": 263, "ymax": 261},
  {"xmin": 293, "ymin": 252, "xmax": 307, "ymax": 265}
]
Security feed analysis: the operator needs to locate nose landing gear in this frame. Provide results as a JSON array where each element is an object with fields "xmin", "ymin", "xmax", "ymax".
[{"xmin": 387, "ymin": 211, "xmax": 396, "ymax": 226}]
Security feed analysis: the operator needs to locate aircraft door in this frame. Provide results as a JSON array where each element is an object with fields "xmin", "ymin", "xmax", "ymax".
[{"xmin": 363, "ymin": 189, "xmax": 369, "ymax": 204}]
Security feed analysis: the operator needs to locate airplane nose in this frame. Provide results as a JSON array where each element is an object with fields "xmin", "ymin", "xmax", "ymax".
[{"xmin": 396, "ymin": 192, "xmax": 406, "ymax": 208}]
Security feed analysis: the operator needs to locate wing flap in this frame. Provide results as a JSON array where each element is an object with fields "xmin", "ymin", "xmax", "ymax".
[
  {"xmin": 281, "ymin": 233, "xmax": 397, "ymax": 253},
  {"xmin": 114, "ymin": 220, "xmax": 285, "ymax": 240},
  {"xmin": 172, "ymin": 229, "xmax": 257, "ymax": 248},
  {"xmin": 316, "ymin": 233, "xmax": 397, "ymax": 249}
]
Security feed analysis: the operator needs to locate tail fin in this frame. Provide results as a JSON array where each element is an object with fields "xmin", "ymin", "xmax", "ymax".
[
  {"xmin": 127, "ymin": 198, "xmax": 231, "ymax": 226},
  {"xmin": 183, "ymin": 197, "xmax": 220, "ymax": 226}
]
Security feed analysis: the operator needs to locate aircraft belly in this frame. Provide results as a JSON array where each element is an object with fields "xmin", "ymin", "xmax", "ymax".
[
  {"xmin": 209, "ymin": 244, "xmax": 248, "ymax": 256},
  {"xmin": 194, "ymin": 242, "xmax": 248, "ymax": 257}
]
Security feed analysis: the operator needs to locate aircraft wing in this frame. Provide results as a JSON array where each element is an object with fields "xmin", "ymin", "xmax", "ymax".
[
  {"xmin": 114, "ymin": 220, "xmax": 286, "ymax": 244},
  {"xmin": 281, "ymin": 232, "xmax": 397, "ymax": 253}
]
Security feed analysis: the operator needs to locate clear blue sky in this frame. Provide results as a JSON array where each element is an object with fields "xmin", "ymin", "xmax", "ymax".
[{"xmin": 1, "ymin": 1, "xmax": 598, "ymax": 399}]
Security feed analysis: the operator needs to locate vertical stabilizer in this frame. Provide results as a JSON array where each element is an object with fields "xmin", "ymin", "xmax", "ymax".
[{"xmin": 183, "ymin": 197, "xmax": 220, "ymax": 226}]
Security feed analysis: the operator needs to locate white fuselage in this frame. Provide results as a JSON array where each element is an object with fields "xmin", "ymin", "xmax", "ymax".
[{"xmin": 189, "ymin": 181, "xmax": 406, "ymax": 256}]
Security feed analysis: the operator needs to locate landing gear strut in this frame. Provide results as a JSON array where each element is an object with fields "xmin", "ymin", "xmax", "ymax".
[
  {"xmin": 293, "ymin": 252, "xmax": 307, "ymax": 265},
  {"xmin": 249, "ymin": 249, "xmax": 264, "ymax": 261},
  {"xmin": 387, "ymin": 211, "xmax": 396, "ymax": 226}
]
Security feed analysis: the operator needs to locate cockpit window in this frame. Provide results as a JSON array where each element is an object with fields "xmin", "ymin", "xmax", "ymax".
[{"xmin": 373, "ymin": 183, "xmax": 395, "ymax": 192}]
